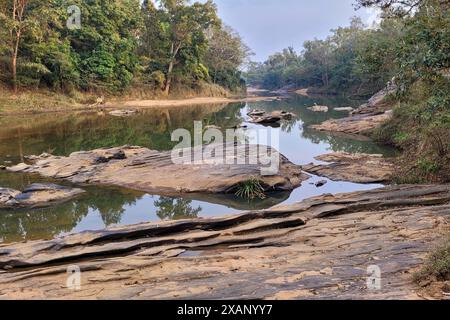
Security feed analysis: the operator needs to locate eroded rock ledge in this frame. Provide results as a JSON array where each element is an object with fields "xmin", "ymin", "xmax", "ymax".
[
  {"xmin": 310, "ymin": 111, "xmax": 393, "ymax": 136},
  {"xmin": 7, "ymin": 145, "xmax": 308, "ymax": 196},
  {"xmin": 303, "ymin": 152, "xmax": 395, "ymax": 184},
  {"xmin": 0, "ymin": 183, "xmax": 85, "ymax": 209},
  {"xmin": 309, "ymin": 84, "xmax": 396, "ymax": 136},
  {"xmin": 0, "ymin": 185, "xmax": 448, "ymax": 299}
]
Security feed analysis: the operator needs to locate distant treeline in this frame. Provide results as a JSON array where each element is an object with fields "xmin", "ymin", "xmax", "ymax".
[
  {"xmin": 0, "ymin": 0, "xmax": 251, "ymax": 94},
  {"xmin": 246, "ymin": 16, "xmax": 397, "ymax": 96}
]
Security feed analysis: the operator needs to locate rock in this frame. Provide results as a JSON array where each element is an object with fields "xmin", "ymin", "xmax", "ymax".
[
  {"xmin": 0, "ymin": 183, "xmax": 85, "ymax": 209},
  {"xmin": 0, "ymin": 184, "xmax": 448, "ymax": 299},
  {"xmin": 303, "ymin": 152, "xmax": 395, "ymax": 183},
  {"xmin": 315, "ymin": 180, "xmax": 328, "ymax": 187},
  {"xmin": 295, "ymin": 88, "xmax": 309, "ymax": 96},
  {"xmin": 94, "ymin": 150, "xmax": 127, "ymax": 164},
  {"xmin": 249, "ymin": 115, "xmax": 282, "ymax": 125},
  {"xmin": 351, "ymin": 81, "xmax": 397, "ymax": 116},
  {"xmin": 271, "ymin": 111, "xmax": 296, "ymax": 120},
  {"xmin": 109, "ymin": 110, "xmax": 138, "ymax": 117},
  {"xmin": 334, "ymin": 107, "xmax": 354, "ymax": 112},
  {"xmin": 0, "ymin": 188, "xmax": 21, "ymax": 206},
  {"xmin": 6, "ymin": 163, "xmax": 30, "ymax": 172},
  {"xmin": 270, "ymin": 84, "xmax": 296, "ymax": 95},
  {"xmin": 248, "ymin": 110, "xmax": 295, "ymax": 125},
  {"xmin": 310, "ymin": 111, "xmax": 393, "ymax": 136},
  {"xmin": 310, "ymin": 80, "xmax": 397, "ymax": 137},
  {"xmin": 6, "ymin": 145, "xmax": 309, "ymax": 196},
  {"xmin": 308, "ymin": 105, "xmax": 329, "ymax": 112},
  {"xmin": 247, "ymin": 109, "xmax": 266, "ymax": 117},
  {"xmin": 0, "ymin": 165, "xmax": 6, "ymax": 170}
]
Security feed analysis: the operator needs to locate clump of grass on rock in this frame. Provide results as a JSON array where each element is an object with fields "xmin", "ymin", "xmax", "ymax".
[{"xmin": 235, "ymin": 177, "xmax": 267, "ymax": 200}]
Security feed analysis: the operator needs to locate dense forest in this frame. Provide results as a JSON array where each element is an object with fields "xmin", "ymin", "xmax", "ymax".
[
  {"xmin": 248, "ymin": 0, "xmax": 449, "ymax": 183},
  {"xmin": 0, "ymin": 0, "xmax": 251, "ymax": 95}
]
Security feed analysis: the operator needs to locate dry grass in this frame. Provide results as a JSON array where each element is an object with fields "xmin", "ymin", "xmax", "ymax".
[{"xmin": 0, "ymin": 82, "xmax": 234, "ymax": 115}]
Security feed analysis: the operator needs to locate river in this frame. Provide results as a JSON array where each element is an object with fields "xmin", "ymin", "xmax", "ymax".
[{"xmin": 0, "ymin": 94, "xmax": 397, "ymax": 243}]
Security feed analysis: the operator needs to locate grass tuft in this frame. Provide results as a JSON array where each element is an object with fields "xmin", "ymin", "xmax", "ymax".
[
  {"xmin": 414, "ymin": 236, "xmax": 450, "ymax": 284},
  {"xmin": 235, "ymin": 177, "xmax": 267, "ymax": 200}
]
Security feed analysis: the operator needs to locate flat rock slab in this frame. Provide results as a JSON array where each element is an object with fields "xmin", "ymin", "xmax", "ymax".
[
  {"xmin": 310, "ymin": 111, "xmax": 393, "ymax": 136},
  {"xmin": 7, "ymin": 145, "xmax": 308, "ymax": 196},
  {"xmin": 334, "ymin": 107, "xmax": 354, "ymax": 112},
  {"xmin": 0, "ymin": 185, "xmax": 448, "ymax": 299},
  {"xmin": 248, "ymin": 110, "xmax": 296, "ymax": 125},
  {"xmin": 108, "ymin": 110, "xmax": 138, "ymax": 117},
  {"xmin": 0, "ymin": 183, "xmax": 85, "ymax": 209},
  {"xmin": 303, "ymin": 152, "xmax": 395, "ymax": 183},
  {"xmin": 308, "ymin": 105, "xmax": 329, "ymax": 112}
]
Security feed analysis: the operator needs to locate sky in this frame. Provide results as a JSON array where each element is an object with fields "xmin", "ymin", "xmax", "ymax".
[{"xmin": 211, "ymin": 0, "xmax": 379, "ymax": 62}]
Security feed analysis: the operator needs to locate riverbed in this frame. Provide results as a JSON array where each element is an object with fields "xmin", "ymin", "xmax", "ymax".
[{"xmin": 0, "ymin": 94, "xmax": 396, "ymax": 243}]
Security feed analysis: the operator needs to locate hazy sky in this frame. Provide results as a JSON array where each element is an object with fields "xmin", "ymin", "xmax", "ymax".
[{"xmin": 212, "ymin": 0, "xmax": 379, "ymax": 61}]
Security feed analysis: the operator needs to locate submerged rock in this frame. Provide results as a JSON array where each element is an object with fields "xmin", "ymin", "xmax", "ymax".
[
  {"xmin": 308, "ymin": 105, "xmax": 329, "ymax": 112},
  {"xmin": 303, "ymin": 152, "xmax": 395, "ymax": 184},
  {"xmin": 7, "ymin": 145, "xmax": 309, "ymax": 196},
  {"xmin": 0, "ymin": 183, "xmax": 85, "ymax": 209},
  {"xmin": 315, "ymin": 180, "xmax": 328, "ymax": 187}
]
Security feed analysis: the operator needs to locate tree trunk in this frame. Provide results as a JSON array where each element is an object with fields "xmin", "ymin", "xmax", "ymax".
[
  {"xmin": 164, "ymin": 59, "xmax": 174, "ymax": 96},
  {"xmin": 12, "ymin": 53, "xmax": 17, "ymax": 93},
  {"xmin": 164, "ymin": 42, "xmax": 181, "ymax": 96}
]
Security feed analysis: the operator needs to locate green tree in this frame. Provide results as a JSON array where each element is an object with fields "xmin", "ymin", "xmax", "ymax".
[
  {"xmin": 204, "ymin": 24, "xmax": 251, "ymax": 91},
  {"xmin": 141, "ymin": 0, "xmax": 219, "ymax": 95},
  {"xmin": 66, "ymin": 0, "xmax": 142, "ymax": 92},
  {"xmin": 0, "ymin": 0, "xmax": 38, "ymax": 92}
]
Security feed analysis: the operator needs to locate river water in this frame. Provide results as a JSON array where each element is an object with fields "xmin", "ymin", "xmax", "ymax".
[{"xmin": 0, "ymin": 95, "xmax": 396, "ymax": 243}]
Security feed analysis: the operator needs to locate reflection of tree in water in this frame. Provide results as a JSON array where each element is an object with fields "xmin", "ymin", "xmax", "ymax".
[
  {"xmin": 0, "ymin": 103, "xmax": 247, "ymax": 160},
  {"xmin": 81, "ymin": 187, "xmax": 144, "ymax": 226},
  {"xmin": 301, "ymin": 127, "xmax": 397, "ymax": 156},
  {"xmin": 155, "ymin": 197, "xmax": 202, "ymax": 221},
  {"xmin": 0, "ymin": 184, "xmax": 144, "ymax": 243},
  {"xmin": 0, "ymin": 201, "xmax": 88, "ymax": 243},
  {"xmin": 280, "ymin": 118, "xmax": 298, "ymax": 133}
]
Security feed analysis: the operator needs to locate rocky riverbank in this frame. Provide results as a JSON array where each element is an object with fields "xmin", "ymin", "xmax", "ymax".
[
  {"xmin": 0, "ymin": 184, "xmax": 448, "ymax": 299},
  {"xmin": 0, "ymin": 183, "xmax": 85, "ymax": 209},
  {"xmin": 6, "ymin": 145, "xmax": 309, "ymax": 196},
  {"xmin": 303, "ymin": 152, "xmax": 395, "ymax": 184},
  {"xmin": 309, "ymin": 86, "xmax": 395, "ymax": 136}
]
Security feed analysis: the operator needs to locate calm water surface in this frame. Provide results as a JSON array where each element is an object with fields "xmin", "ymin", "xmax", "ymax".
[{"xmin": 0, "ymin": 95, "xmax": 396, "ymax": 243}]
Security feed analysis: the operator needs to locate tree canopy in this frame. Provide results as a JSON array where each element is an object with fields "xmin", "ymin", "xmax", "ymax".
[{"xmin": 0, "ymin": 0, "xmax": 250, "ymax": 94}]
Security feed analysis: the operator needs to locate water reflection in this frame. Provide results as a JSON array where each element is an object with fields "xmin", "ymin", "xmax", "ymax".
[
  {"xmin": 155, "ymin": 197, "xmax": 202, "ymax": 221},
  {"xmin": 0, "ymin": 96, "xmax": 397, "ymax": 243}
]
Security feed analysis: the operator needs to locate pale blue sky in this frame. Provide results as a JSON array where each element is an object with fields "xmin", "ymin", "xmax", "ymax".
[{"xmin": 212, "ymin": 0, "xmax": 379, "ymax": 61}]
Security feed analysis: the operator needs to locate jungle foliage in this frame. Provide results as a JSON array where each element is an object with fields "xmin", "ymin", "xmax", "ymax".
[{"xmin": 0, "ymin": 0, "xmax": 251, "ymax": 94}]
